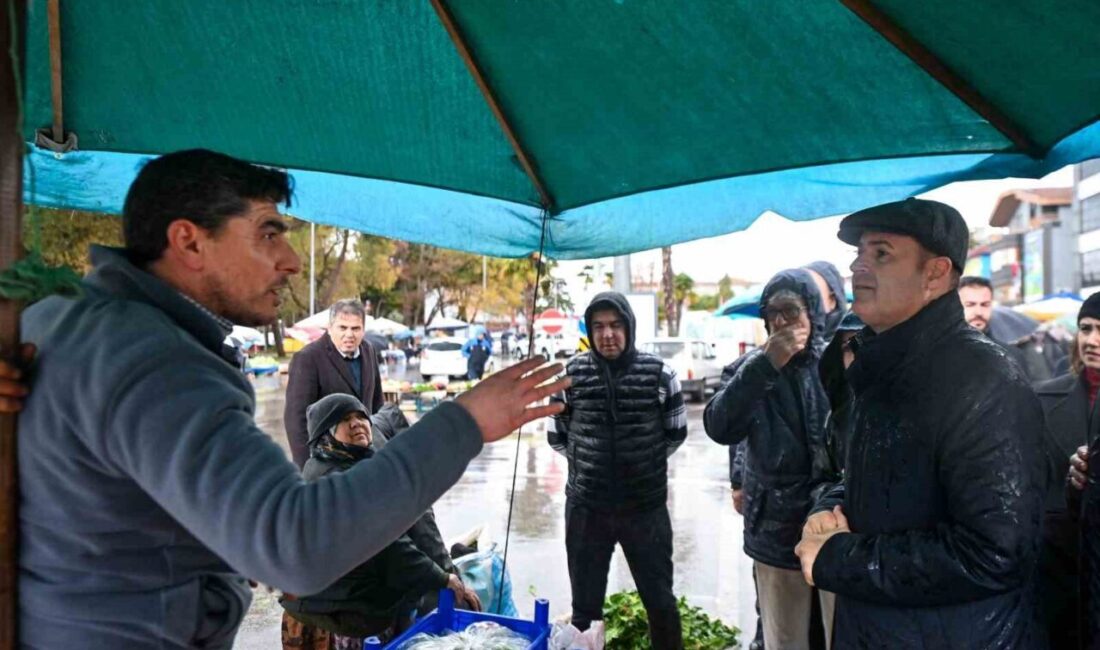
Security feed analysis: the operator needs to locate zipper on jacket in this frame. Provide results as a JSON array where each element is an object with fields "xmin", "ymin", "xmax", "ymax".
[{"xmin": 602, "ymin": 363, "xmax": 620, "ymax": 500}]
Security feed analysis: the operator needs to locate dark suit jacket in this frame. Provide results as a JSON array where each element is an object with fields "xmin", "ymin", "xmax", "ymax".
[{"xmin": 284, "ymin": 335, "xmax": 384, "ymax": 467}]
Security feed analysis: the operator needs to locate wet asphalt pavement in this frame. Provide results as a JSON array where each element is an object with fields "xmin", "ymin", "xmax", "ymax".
[{"xmin": 233, "ymin": 370, "xmax": 756, "ymax": 649}]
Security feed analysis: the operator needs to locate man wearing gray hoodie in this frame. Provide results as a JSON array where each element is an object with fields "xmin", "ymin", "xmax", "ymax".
[{"xmin": 16, "ymin": 149, "xmax": 567, "ymax": 649}]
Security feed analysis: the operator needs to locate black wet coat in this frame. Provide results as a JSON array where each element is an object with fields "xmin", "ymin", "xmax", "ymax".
[
  {"xmin": 1036, "ymin": 373, "xmax": 1093, "ymax": 650},
  {"xmin": 812, "ymin": 293, "xmax": 1046, "ymax": 649},
  {"xmin": 704, "ymin": 270, "xmax": 830, "ymax": 570},
  {"xmin": 562, "ymin": 292, "xmax": 670, "ymax": 512},
  {"xmin": 810, "ymin": 331, "xmax": 856, "ymax": 503}
]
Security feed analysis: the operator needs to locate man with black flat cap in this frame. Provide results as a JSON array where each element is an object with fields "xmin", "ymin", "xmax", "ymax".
[{"xmin": 794, "ymin": 198, "xmax": 1047, "ymax": 649}]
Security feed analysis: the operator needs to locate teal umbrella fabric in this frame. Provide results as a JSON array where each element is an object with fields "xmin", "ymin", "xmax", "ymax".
[{"xmin": 18, "ymin": 1, "xmax": 1100, "ymax": 258}]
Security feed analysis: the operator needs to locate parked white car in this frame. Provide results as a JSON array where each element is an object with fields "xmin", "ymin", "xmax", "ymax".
[
  {"xmin": 419, "ymin": 337, "xmax": 496, "ymax": 381},
  {"xmin": 513, "ymin": 331, "xmax": 583, "ymax": 360},
  {"xmin": 639, "ymin": 337, "xmax": 725, "ymax": 402},
  {"xmin": 539, "ymin": 332, "xmax": 584, "ymax": 359}
]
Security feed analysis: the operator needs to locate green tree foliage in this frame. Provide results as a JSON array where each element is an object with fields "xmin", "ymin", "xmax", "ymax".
[
  {"xmin": 717, "ymin": 274, "xmax": 735, "ymax": 303},
  {"xmin": 23, "ymin": 207, "xmax": 123, "ymax": 273},
  {"xmin": 691, "ymin": 293, "xmax": 720, "ymax": 311},
  {"xmin": 25, "ymin": 208, "xmax": 567, "ymax": 328}
]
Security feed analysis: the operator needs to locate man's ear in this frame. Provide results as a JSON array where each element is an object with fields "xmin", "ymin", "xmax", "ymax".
[
  {"xmin": 923, "ymin": 256, "xmax": 953, "ymax": 291},
  {"xmin": 162, "ymin": 219, "xmax": 208, "ymax": 271}
]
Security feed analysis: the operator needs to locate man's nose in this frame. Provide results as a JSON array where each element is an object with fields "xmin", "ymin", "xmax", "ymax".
[
  {"xmin": 850, "ymin": 256, "xmax": 868, "ymax": 274},
  {"xmin": 279, "ymin": 240, "xmax": 303, "ymax": 275}
]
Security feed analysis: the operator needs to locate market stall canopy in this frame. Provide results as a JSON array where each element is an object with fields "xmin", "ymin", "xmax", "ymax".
[
  {"xmin": 224, "ymin": 325, "xmax": 265, "ymax": 350},
  {"xmin": 366, "ymin": 317, "xmax": 407, "ymax": 336},
  {"xmin": 1014, "ymin": 293, "xmax": 1084, "ymax": 322},
  {"xmin": 18, "ymin": 1, "xmax": 1100, "ymax": 259},
  {"xmin": 293, "ymin": 309, "xmax": 331, "ymax": 330}
]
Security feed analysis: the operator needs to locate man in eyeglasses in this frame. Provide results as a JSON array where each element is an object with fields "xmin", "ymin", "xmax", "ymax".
[{"xmin": 705, "ymin": 268, "xmax": 834, "ymax": 650}]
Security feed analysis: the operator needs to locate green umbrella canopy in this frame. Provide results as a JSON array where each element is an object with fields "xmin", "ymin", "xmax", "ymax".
[{"xmin": 17, "ymin": 0, "xmax": 1100, "ymax": 258}]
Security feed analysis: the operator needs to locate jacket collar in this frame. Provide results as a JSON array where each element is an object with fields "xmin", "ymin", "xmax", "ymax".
[
  {"xmin": 847, "ymin": 291, "xmax": 965, "ymax": 394},
  {"xmin": 85, "ymin": 246, "xmax": 236, "ymax": 361}
]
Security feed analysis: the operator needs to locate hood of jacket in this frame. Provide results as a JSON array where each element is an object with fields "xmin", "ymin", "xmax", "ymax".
[
  {"xmin": 804, "ymin": 260, "xmax": 849, "ymax": 342},
  {"xmin": 760, "ymin": 268, "xmax": 827, "ymax": 357},
  {"xmin": 584, "ymin": 291, "xmax": 637, "ymax": 369}
]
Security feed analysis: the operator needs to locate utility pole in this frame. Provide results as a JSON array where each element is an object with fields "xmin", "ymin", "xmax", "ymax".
[
  {"xmin": 308, "ymin": 222, "xmax": 316, "ymax": 315},
  {"xmin": 613, "ymin": 255, "xmax": 632, "ymax": 294}
]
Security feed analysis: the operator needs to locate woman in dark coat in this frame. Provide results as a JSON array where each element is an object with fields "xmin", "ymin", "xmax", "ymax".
[
  {"xmin": 1062, "ymin": 294, "xmax": 1100, "ymax": 649},
  {"xmin": 279, "ymin": 395, "xmax": 480, "ymax": 648}
]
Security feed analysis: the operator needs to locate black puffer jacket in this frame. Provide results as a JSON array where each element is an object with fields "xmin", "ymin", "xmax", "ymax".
[
  {"xmin": 812, "ymin": 292, "xmax": 1046, "ymax": 649},
  {"xmin": 704, "ymin": 269, "xmax": 830, "ymax": 570},
  {"xmin": 560, "ymin": 292, "xmax": 670, "ymax": 512}
]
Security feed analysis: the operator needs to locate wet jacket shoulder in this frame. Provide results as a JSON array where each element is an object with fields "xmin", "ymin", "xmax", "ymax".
[{"xmin": 812, "ymin": 292, "xmax": 1046, "ymax": 649}]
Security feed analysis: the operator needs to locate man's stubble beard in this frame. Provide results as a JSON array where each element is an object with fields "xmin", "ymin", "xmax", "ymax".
[{"xmin": 203, "ymin": 273, "xmax": 274, "ymax": 327}]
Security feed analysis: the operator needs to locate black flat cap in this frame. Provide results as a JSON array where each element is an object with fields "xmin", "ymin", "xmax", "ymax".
[{"xmin": 838, "ymin": 198, "xmax": 969, "ymax": 271}]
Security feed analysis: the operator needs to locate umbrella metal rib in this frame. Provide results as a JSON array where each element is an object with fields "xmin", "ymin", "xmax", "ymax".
[
  {"xmin": 428, "ymin": 0, "xmax": 555, "ymax": 211},
  {"xmin": 839, "ymin": 0, "xmax": 1042, "ymax": 158}
]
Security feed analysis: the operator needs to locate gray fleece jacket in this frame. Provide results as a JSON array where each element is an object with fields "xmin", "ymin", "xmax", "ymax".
[{"xmin": 18, "ymin": 246, "xmax": 483, "ymax": 649}]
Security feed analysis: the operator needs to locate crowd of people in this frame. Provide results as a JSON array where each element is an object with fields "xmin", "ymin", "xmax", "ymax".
[
  {"xmin": 701, "ymin": 198, "xmax": 1089, "ymax": 650},
  {"xmin": 0, "ymin": 148, "xmax": 1097, "ymax": 650}
]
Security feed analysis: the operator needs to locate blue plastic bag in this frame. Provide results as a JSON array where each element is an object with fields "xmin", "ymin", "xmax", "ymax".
[{"xmin": 453, "ymin": 544, "xmax": 518, "ymax": 617}]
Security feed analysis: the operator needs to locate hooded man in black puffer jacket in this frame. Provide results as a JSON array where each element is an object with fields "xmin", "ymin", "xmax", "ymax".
[
  {"xmin": 549, "ymin": 291, "xmax": 688, "ymax": 650},
  {"xmin": 705, "ymin": 268, "xmax": 833, "ymax": 650}
]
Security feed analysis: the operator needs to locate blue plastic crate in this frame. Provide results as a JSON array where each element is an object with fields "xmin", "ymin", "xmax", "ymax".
[{"xmin": 365, "ymin": 588, "xmax": 550, "ymax": 649}]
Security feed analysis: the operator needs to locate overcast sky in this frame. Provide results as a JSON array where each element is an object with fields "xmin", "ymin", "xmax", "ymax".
[{"xmin": 557, "ymin": 165, "xmax": 1074, "ymax": 306}]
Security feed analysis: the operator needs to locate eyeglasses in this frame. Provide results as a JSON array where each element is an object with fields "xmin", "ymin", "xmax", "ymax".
[{"xmin": 763, "ymin": 305, "xmax": 805, "ymax": 323}]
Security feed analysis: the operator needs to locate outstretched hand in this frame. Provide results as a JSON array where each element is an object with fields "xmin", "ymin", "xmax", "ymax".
[
  {"xmin": 455, "ymin": 356, "xmax": 570, "ymax": 444},
  {"xmin": 0, "ymin": 343, "xmax": 35, "ymax": 414}
]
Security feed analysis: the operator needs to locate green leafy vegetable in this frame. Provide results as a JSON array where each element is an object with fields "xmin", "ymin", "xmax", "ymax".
[{"xmin": 602, "ymin": 591, "xmax": 740, "ymax": 650}]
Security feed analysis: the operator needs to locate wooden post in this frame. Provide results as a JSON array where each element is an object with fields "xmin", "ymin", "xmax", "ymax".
[{"xmin": 0, "ymin": 1, "xmax": 27, "ymax": 647}]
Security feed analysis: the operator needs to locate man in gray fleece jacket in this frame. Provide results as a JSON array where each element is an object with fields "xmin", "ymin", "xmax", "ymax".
[{"xmin": 16, "ymin": 149, "xmax": 567, "ymax": 649}]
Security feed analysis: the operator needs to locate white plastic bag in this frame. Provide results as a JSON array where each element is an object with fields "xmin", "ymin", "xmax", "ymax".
[
  {"xmin": 397, "ymin": 621, "xmax": 530, "ymax": 650},
  {"xmin": 548, "ymin": 621, "xmax": 605, "ymax": 650}
]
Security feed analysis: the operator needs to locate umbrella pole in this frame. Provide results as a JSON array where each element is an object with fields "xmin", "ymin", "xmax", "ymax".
[{"xmin": 0, "ymin": 1, "xmax": 27, "ymax": 646}]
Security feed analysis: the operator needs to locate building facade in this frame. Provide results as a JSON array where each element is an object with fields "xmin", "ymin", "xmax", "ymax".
[
  {"xmin": 1076, "ymin": 159, "xmax": 1100, "ymax": 295},
  {"xmin": 966, "ymin": 188, "xmax": 1075, "ymax": 305}
]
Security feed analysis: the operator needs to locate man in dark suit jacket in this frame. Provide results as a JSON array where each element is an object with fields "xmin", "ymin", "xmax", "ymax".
[{"xmin": 285, "ymin": 299, "xmax": 384, "ymax": 467}]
